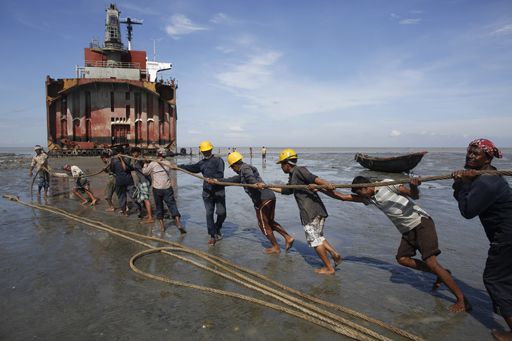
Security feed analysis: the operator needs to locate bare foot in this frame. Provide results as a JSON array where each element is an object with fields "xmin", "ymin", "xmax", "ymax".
[
  {"xmin": 285, "ymin": 237, "xmax": 295, "ymax": 252},
  {"xmin": 448, "ymin": 300, "xmax": 467, "ymax": 313},
  {"xmin": 80, "ymin": 200, "xmax": 89, "ymax": 206},
  {"xmin": 177, "ymin": 225, "xmax": 187, "ymax": 234},
  {"xmin": 122, "ymin": 211, "xmax": 129, "ymax": 217},
  {"xmin": 105, "ymin": 207, "xmax": 115, "ymax": 212},
  {"xmin": 208, "ymin": 238, "xmax": 216, "ymax": 246},
  {"xmin": 140, "ymin": 218, "xmax": 155, "ymax": 224},
  {"xmin": 333, "ymin": 253, "xmax": 342, "ymax": 267},
  {"xmin": 491, "ymin": 330, "xmax": 512, "ymax": 341},
  {"xmin": 315, "ymin": 267, "xmax": 335, "ymax": 275},
  {"xmin": 90, "ymin": 199, "xmax": 98, "ymax": 206},
  {"xmin": 264, "ymin": 247, "xmax": 280, "ymax": 254}
]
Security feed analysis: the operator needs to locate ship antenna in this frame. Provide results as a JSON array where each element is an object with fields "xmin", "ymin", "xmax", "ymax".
[
  {"xmin": 120, "ymin": 17, "xmax": 143, "ymax": 50},
  {"xmin": 152, "ymin": 39, "xmax": 157, "ymax": 61}
]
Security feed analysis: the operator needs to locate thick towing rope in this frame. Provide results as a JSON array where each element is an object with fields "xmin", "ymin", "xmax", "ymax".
[{"xmin": 4, "ymin": 194, "xmax": 423, "ymax": 341}]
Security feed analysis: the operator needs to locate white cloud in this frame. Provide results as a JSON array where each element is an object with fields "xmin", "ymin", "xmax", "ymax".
[
  {"xmin": 491, "ymin": 24, "xmax": 512, "ymax": 35},
  {"xmin": 165, "ymin": 14, "xmax": 209, "ymax": 39},
  {"xmin": 216, "ymin": 46, "xmax": 234, "ymax": 54},
  {"xmin": 210, "ymin": 13, "xmax": 228, "ymax": 24},
  {"xmin": 215, "ymin": 51, "xmax": 282, "ymax": 90},
  {"xmin": 228, "ymin": 125, "xmax": 244, "ymax": 132},
  {"xmin": 389, "ymin": 130, "xmax": 401, "ymax": 137},
  {"xmin": 399, "ymin": 18, "xmax": 421, "ymax": 25}
]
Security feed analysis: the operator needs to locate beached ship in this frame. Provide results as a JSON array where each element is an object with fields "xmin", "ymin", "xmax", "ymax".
[{"xmin": 46, "ymin": 4, "xmax": 177, "ymax": 156}]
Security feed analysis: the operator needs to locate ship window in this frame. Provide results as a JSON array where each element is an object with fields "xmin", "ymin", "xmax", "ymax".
[{"xmin": 110, "ymin": 92, "xmax": 114, "ymax": 112}]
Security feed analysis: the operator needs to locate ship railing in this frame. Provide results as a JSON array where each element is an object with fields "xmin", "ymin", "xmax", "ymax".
[{"xmin": 84, "ymin": 60, "xmax": 141, "ymax": 69}]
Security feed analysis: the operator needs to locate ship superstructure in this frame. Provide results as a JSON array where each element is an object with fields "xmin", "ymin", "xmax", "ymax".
[{"xmin": 46, "ymin": 4, "xmax": 177, "ymax": 155}]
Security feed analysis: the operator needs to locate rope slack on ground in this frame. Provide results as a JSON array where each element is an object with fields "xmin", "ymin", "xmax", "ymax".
[{"xmin": 4, "ymin": 194, "xmax": 423, "ymax": 341}]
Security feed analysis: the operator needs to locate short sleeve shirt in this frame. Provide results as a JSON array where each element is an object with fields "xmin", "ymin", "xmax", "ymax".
[
  {"xmin": 70, "ymin": 165, "xmax": 84, "ymax": 178},
  {"xmin": 286, "ymin": 166, "xmax": 328, "ymax": 225},
  {"xmin": 364, "ymin": 179, "xmax": 430, "ymax": 234}
]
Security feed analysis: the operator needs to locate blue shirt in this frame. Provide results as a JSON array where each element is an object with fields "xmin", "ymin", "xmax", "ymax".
[{"xmin": 179, "ymin": 155, "xmax": 225, "ymax": 197}]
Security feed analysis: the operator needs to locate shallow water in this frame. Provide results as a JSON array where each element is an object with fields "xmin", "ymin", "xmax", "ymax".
[{"xmin": 1, "ymin": 148, "xmax": 511, "ymax": 340}]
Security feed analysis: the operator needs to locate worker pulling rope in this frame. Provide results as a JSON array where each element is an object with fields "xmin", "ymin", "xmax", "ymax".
[
  {"xmin": 30, "ymin": 151, "xmax": 512, "ymax": 195},
  {"xmin": 3, "ymin": 194, "xmax": 423, "ymax": 341}
]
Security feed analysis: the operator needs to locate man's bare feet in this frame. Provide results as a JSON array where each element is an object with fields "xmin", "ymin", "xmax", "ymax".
[
  {"xmin": 264, "ymin": 246, "xmax": 280, "ymax": 254},
  {"xmin": 448, "ymin": 300, "xmax": 467, "ymax": 313},
  {"xmin": 448, "ymin": 296, "xmax": 472, "ymax": 313},
  {"xmin": 285, "ymin": 237, "xmax": 295, "ymax": 252},
  {"xmin": 315, "ymin": 267, "xmax": 335, "ymax": 275},
  {"xmin": 177, "ymin": 225, "xmax": 187, "ymax": 234},
  {"xmin": 140, "ymin": 218, "xmax": 155, "ymax": 224},
  {"xmin": 491, "ymin": 330, "xmax": 512, "ymax": 341},
  {"xmin": 90, "ymin": 199, "xmax": 98, "ymax": 206},
  {"xmin": 333, "ymin": 253, "xmax": 342, "ymax": 267},
  {"xmin": 105, "ymin": 207, "xmax": 115, "ymax": 212},
  {"xmin": 208, "ymin": 238, "xmax": 216, "ymax": 246},
  {"xmin": 80, "ymin": 200, "xmax": 89, "ymax": 206}
]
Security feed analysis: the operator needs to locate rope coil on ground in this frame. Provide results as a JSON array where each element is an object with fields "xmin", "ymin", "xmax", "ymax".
[{"xmin": 3, "ymin": 194, "xmax": 424, "ymax": 341}]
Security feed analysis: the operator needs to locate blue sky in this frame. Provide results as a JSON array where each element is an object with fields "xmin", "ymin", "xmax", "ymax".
[{"xmin": 0, "ymin": 0, "xmax": 511, "ymax": 148}]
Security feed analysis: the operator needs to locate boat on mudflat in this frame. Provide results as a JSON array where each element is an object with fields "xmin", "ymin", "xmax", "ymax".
[{"xmin": 354, "ymin": 151, "xmax": 428, "ymax": 173}]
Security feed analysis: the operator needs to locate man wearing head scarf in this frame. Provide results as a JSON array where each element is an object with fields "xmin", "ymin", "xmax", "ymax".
[
  {"xmin": 29, "ymin": 145, "xmax": 50, "ymax": 198},
  {"xmin": 453, "ymin": 138, "xmax": 512, "ymax": 340}
]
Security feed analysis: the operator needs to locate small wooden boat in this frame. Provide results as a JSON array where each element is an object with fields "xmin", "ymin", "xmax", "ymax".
[{"xmin": 354, "ymin": 151, "xmax": 427, "ymax": 173}]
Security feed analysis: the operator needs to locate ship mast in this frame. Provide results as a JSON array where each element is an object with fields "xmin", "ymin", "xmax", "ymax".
[{"xmin": 120, "ymin": 17, "xmax": 143, "ymax": 51}]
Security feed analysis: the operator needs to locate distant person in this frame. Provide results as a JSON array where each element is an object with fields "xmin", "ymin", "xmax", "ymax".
[
  {"xmin": 273, "ymin": 149, "xmax": 341, "ymax": 275},
  {"xmin": 331, "ymin": 176, "xmax": 469, "ymax": 313},
  {"xmin": 29, "ymin": 145, "xmax": 50, "ymax": 198},
  {"xmin": 143, "ymin": 148, "xmax": 185, "ymax": 233},
  {"xmin": 131, "ymin": 147, "xmax": 154, "ymax": 224},
  {"xmin": 249, "ymin": 147, "xmax": 253, "ymax": 158},
  {"xmin": 261, "ymin": 146, "xmax": 267, "ymax": 163},
  {"xmin": 208, "ymin": 151, "xmax": 294, "ymax": 254},
  {"xmin": 179, "ymin": 141, "xmax": 226, "ymax": 245},
  {"xmin": 100, "ymin": 150, "xmax": 116, "ymax": 212},
  {"xmin": 63, "ymin": 164, "xmax": 98, "ymax": 206},
  {"xmin": 452, "ymin": 139, "xmax": 512, "ymax": 339}
]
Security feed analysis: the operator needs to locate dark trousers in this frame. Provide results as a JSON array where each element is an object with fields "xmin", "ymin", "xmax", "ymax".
[
  {"xmin": 153, "ymin": 187, "xmax": 181, "ymax": 220},
  {"xmin": 255, "ymin": 199, "xmax": 287, "ymax": 237},
  {"xmin": 483, "ymin": 243, "xmax": 512, "ymax": 317},
  {"xmin": 116, "ymin": 184, "xmax": 137, "ymax": 212},
  {"xmin": 203, "ymin": 191, "xmax": 226, "ymax": 237}
]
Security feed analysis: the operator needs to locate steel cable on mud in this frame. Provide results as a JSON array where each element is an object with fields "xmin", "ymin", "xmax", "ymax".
[{"xmin": 3, "ymin": 195, "xmax": 423, "ymax": 341}]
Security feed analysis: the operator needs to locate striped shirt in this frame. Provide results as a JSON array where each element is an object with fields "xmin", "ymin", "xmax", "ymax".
[{"xmin": 364, "ymin": 179, "xmax": 430, "ymax": 234}]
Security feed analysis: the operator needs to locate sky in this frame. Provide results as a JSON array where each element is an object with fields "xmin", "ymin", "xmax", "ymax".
[{"xmin": 0, "ymin": 0, "xmax": 511, "ymax": 148}]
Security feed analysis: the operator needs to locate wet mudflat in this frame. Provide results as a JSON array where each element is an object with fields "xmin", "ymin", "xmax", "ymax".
[{"xmin": 1, "ymin": 147, "xmax": 511, "ymax": 340}]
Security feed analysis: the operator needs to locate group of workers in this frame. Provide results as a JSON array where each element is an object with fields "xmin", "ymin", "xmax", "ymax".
[{"xmin": 29, "ymin": 138, "xmax": 512, "ymax": 340}]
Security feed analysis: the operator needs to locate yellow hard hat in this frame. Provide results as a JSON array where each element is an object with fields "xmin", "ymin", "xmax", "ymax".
[
  {"xmin": 277, "ymin": 148, "xmax": 298, "ymax": 164},
  {"xmin": 227, "ymin": 151, "xmax": 243, "ymax": 167},
  {"xmin": 199, "ymin": 140, "xmax": 213, "ymax": 152}
]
